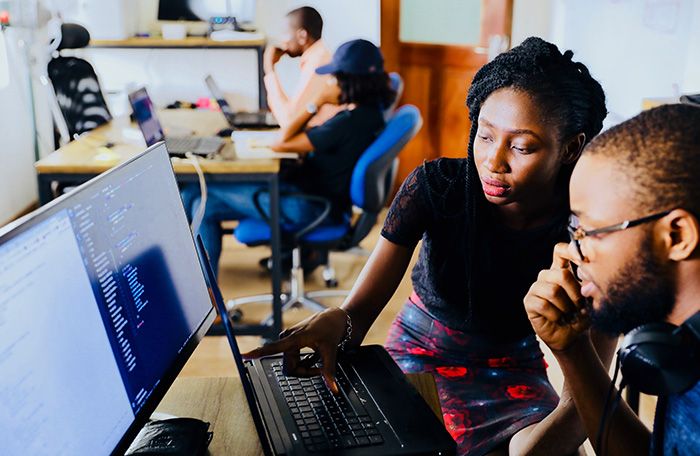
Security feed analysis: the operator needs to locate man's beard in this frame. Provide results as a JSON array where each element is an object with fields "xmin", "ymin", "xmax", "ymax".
[{"xmin": 587, "ymin": 236, "xmax": 675, "ymax": 335}]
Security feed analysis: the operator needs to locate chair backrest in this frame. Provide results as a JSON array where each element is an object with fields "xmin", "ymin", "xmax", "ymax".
[
  {"xmin": 383, "ymin": 72, "xmax": 404, "ymax": 121},
  {"xmin": 341, "ymin": 104, "xmax": 421, "ymax": 248},
  {"xmin": 47, "ymin": 23, "xmax": 111, "ymax": 137},
  {"xmin": 350, "ymin": 104, "xmax": 422, "ymax": 212}
]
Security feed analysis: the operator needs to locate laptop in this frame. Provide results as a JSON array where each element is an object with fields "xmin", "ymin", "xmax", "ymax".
[
  {"xmin": 128, "ymin": 87, "xmax": 224, "ymax": 157},
  {"xmin": 205, "ymin": 75, "xmax": 279, "ymax": 129},
  {"xmin": 194, "ymin": 236, "xmax": 457, "ymax": 455},
  {"xmin": 0, "ymin": 143, "xmax": 216, "ymax": 455}
]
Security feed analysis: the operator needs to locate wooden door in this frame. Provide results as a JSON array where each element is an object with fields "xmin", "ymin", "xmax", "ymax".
[{"xmin": 381, "ymin": 0, "xmax": 513, "ymax": 192}]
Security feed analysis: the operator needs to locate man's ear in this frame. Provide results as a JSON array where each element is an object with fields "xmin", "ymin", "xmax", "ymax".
[
  {"xmin": 561, "ymin": 133, "xmax": 587, "ymax": 164},
  {"xmin": 297, "ymin": 28, "xmax": 308, "ymax": 46},
  {"xmin": 662, "ymin": 209, "xmax": 700, "ymax": 262}
]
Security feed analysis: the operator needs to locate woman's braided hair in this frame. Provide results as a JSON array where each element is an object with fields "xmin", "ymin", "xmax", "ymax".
[{"xmin": 462, "ymin": 36, "xmax": 607, "ymax": 316}]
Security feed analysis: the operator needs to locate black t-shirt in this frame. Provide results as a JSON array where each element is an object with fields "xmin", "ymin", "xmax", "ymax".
[
  {"xmin": 381, "ymin": 158, "xmax": 569, "ymax": 342},
  {"xmin": 296, "ymin": 105, "xmax": 385, "ymax": 216}
]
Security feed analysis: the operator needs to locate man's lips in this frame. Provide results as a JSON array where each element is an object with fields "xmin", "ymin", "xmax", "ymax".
[
  {"xmin": 481, "ymin": 177, "xmax": 510, "ymax": 197},
  {"xmin": 576, "ymin": 268, "xmax": 597, "ymax": 298}
]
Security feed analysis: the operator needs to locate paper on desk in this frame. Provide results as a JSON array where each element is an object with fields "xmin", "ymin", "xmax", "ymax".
[{"xmin": 231, "ymin": 131, "xmax": 299, "ymax": 159}]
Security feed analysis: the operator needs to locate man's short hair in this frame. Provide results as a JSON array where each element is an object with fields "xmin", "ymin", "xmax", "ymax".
[
  {"xmin": 287, "ymin": 6, "xmax": 323, "ymax": 40},
  {"xmin": 584, "ymin": 104, "xmax": 700, "ymax": 214}
]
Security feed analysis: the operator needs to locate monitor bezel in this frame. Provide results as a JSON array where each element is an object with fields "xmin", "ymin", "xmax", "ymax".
[{"xmin": 0, "ymin": 143, "xmax": 216, "ymax": 455}]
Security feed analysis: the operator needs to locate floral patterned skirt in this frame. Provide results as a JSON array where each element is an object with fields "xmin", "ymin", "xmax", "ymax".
[{"xmin": 385, "ymin": 292, "xmax": 559, "ymax": 456}]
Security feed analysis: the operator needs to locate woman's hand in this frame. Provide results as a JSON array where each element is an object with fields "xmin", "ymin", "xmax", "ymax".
[
  {"xmin": 241, "ymin": 308, "xmax": 349, "ymax": 393},
  {"xmin": 524, "ymin": 242, "xmax": 591, "ymax": 352}
]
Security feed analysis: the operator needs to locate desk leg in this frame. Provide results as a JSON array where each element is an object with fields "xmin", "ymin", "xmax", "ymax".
[
  {"xmin": 38, "ymin": 176, "xmax": 53, "ymax": 206},
  {"xmin": 257, "ymin": 46, "xmax": 268, "ymax": 111},
  {"xmin": 269, "ymin": 175, "xmax": 282, "ymax": 340}
]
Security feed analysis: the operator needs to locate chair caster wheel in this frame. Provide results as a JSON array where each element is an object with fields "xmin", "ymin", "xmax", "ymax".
[
  {"xmin": 325, "ymin": 278, "xmax": 338, "ymax": 288},
  {"xmin": 230, "ymin": 308, "xmax": 243, "ymax": 322}
]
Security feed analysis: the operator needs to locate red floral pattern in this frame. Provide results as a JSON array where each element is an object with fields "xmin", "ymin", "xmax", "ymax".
[
  {"xmin": 506, "ymin": 384, "xmax": 540, "ymax": 400},
  {"xmin": 385, "ymin": 295, "xmax": 560, "ymax": 456},
  {"xmin": 436, "ymin": 366, "xmax": 468, "ymax": 378}
]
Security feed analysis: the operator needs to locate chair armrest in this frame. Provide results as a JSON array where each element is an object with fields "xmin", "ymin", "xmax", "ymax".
[{"xmin": 251, "ymin": 190, "xmax": 332, "ymax": 241}]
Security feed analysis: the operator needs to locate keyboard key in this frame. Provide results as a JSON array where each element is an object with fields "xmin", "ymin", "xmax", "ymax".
[
  {"xmin": 369, "ymin": 434, "xmax": 384, "ymax": 444},
  {"xmin": 356, "ymin": 436, "xmax": 371, "ymax": 446},
  {"xmin": 341, "ymin": 435, "xmax": 357, "ymax": 448}
]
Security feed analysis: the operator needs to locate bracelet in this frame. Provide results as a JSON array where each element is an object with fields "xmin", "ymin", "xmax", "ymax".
[{"xmin": 337, "ymin": 308, "xmax": 353, "ymax": 352}]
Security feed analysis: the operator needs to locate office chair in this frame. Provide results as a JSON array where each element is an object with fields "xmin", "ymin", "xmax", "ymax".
[
  {"xmin": 47, "ymin": 23, "xmax": 111, "ymax": 139},
  {"xmin": 384, "ymin": 72, "xmax": 404, "ymax": 120},
  {"xmin": 228, "ymin": 105, "xmax": 423, "ymax": 325}
]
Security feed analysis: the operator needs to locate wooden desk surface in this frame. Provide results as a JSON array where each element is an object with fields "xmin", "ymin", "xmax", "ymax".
[
  {"xmin": 155, "ymin": 374, "xmax": 443, "ymax": 455},
  {"xmin": 90, "ymin": 36, "xmax": 266, "ymax": 48},
  {"xmin": 35, "ymin": 110, "xmax": 280, "ymax": 175}
]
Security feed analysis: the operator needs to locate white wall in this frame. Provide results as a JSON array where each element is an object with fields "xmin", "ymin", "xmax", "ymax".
[
  {"xmin": 0, "ymin": 16, "xmax": 54, "ymax": 224},
  {"xmin": 513, "ymin": 0, "xmax": 699, "ymax": 127},
  {"xmin": 62, "ymin": 0, "xmax": 380, "ymax": 115}
]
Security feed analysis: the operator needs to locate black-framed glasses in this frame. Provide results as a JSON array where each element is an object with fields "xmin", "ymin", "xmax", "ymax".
[{"xmin": 567, "ymin": 210, "xmax": 672, "ymax": 260}]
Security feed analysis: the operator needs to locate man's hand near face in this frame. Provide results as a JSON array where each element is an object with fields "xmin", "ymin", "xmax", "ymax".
[
  {"xmin": 524, "ymin": 242, "xmax": 590, "ymax": 352},
  {"xmin": 524, "ymin": 243, "xmax": 650, "ymax": 456},
  {"xmin": 264, "ymin": 45, "xmax": 287, "ymax": 75}
]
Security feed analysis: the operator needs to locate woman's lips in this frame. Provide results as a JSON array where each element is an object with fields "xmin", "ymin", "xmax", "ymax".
[{"xmin": 481, "ymin": 177, "xmax": 510, "ymax": 197}]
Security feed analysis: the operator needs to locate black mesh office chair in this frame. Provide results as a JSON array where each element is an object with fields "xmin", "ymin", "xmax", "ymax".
[{"xmin": 47, "ymin": 23, "xmax": 111, "ymax": 138}]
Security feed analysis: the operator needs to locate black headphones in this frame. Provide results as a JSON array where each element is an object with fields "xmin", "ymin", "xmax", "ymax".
[{"xmin": 617, "ymin": 311, "xmax": 700, "ymax": 396}]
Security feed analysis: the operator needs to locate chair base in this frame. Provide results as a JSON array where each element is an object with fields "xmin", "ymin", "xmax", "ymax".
[{"xmin": 226, "ymin": 247, "xmax": 350, "ymax": 329}]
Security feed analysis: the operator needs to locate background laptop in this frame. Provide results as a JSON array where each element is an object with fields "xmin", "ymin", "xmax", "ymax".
[
  {"xmin": 0, "ymin": 143, "xmax": 215, "ymax": 455},
  {"xmin": 128, "ymin": 87, "xmax": 224, "ymax": 157},
  {"xmin": 195, "ymin": 236, "xmax": 457, "ymax": 456},
  {"xmin": 205, "ymin": 75, "xmax": 278, "ymax": 129}
]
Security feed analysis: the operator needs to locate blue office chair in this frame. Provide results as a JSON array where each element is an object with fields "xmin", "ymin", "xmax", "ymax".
[
  {"xmin": 385, "ymin": 72, "xmax": 404, "ymax": 121},
  {"xmin": 228, "ymin": 105, "xmax": 423, "ymax": 324}
]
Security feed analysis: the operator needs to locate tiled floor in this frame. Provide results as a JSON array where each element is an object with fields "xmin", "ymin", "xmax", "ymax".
[{"xmin": 179, "ymin": 211, "xmax": 657, "ymax": 448}]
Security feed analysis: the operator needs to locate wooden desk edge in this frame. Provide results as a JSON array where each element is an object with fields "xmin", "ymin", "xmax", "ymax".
[{"xmin": 90, "ymin": 37, "xmax": 266, "ymax": 48}]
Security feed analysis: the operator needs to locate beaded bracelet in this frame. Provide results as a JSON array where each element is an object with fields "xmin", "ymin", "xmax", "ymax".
[{"xmin": 337, "ymin": 308, "xmax": 353, "ymax": 352}]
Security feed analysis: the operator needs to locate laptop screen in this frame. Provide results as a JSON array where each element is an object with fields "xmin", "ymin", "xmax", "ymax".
[
  {"xmin": 128, "ymin": 88, "xmax": 166, "ymax": 146},
  {"xmin": 205, "ymin": 75, "xmax": 235, "ymax": 117},
  {"xmin": 0, "ymin": 144, "xmax": 214, "ymax": 455}
]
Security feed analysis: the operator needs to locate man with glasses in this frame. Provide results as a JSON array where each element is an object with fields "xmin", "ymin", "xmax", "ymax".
[{"xmin": 524, "ymin": 103, "xmax": 700, "ymax": 455}]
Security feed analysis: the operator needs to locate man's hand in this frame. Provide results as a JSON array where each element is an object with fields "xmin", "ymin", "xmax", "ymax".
[
  {"xmin": 524, "ymin": 242, "xmax": 591, "ymax": 351},
  {"xmin": 264, "ymin": 46, "xmax": 287, "ymax": 74},
  {"xmin": 314, "ymin": 76, "xmax": 341, "ymax": 106}
]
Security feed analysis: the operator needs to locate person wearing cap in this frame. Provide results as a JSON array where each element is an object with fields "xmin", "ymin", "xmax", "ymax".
[
  {"xmin": 264, "ymin": 6, "xmax": 342, "ymax": 128},
  {"xmin": 183, "ymin": 39, "xmax": 396, "ymax": 276}
]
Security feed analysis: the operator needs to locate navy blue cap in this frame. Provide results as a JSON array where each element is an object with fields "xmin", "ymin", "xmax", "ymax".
[{"xmin": 315, "ymin": 39, "xmax": 384, "ymax": 75}]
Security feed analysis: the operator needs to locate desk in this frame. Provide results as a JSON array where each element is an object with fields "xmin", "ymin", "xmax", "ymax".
[
  {"xmin": 155, "ymin": 374, "xmax": 443, "ymax": 455},
  {"xmin": 35, "ymin": 110, "xmax": 283, "ymax": 339},
  {"xmin": 89, "ymin": 36, "xmax": 268, "ymax": 110}
]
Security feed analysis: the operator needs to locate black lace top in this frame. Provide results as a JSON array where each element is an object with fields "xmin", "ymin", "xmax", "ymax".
[{"xmin": 381, "ymin": 158, "xmax": 568, "ymax": 342}]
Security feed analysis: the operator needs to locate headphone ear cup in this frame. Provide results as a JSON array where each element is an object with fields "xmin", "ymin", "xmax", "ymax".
[{"xmin": 619, "ymin": 322, "xmax": 699, "ymax": 395}]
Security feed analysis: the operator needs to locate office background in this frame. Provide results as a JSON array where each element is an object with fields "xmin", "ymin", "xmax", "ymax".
[{"xmin": 1, "ymin": 0, "xmax": 699, "ymax": 228}]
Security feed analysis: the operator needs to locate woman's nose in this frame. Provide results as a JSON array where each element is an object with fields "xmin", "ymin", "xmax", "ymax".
[{"xmin": 485, "ymin": 145, "xmax": 509, "ymax": 173}]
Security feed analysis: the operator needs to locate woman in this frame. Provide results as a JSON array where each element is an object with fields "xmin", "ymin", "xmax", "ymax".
[
  {"xmin": 244, "ymin": 37, "xmax": 613, "ymax": 455},
  {"xmin": 182, "ymin": 39, "xmax": 396, "ymax": 275}
]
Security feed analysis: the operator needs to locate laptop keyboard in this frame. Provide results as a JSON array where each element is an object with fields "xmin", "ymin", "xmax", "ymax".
[
  {"xmin": 271, "ymin": 361, "xmax": 385, "ymax": 453},
  {"xmin": 165, "ymin": 136, "xmax": 223, "ymax": 155}
]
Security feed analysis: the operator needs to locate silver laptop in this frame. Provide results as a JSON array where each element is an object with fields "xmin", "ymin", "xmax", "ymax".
[
  {"xmin": 128, "ymin": 87, "xmax": 224, "ymax": 157},
  {"xmin": 205, "ymin": 75, "xmax": 278, "ymax": 129}
]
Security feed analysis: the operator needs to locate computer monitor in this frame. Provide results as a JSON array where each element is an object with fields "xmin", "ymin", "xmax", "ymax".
[
  {"xmin": 128, "ymin": 88, "xmax": 165, "ymax": 146},
  {"xmin": 0, "ymin": 143, "xmax": 216, "ymax": 455},
  {"xmin": 157, "ymin": 0, "xmax": 256, "ymax": 23}
]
